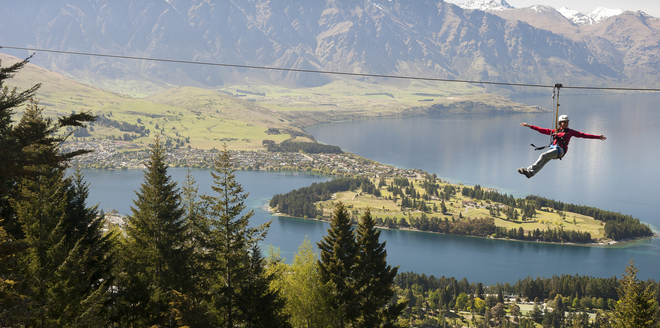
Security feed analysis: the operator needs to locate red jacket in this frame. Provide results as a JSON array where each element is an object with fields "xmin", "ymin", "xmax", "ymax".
[{"xmin": 529, "ymin": 126, "xmax": 601, "ymax": 154}]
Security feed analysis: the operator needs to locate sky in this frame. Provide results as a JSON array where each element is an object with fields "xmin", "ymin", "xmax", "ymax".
[{"xmin": 444, "ymin": 0, "xmax": 660, "ymax": 17}]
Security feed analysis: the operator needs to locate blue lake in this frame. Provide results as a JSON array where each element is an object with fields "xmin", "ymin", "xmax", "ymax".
[
  {"xmin": 306, "ymin": 92, "xmax": 660, "ymax": 282},
  {"xmin": 80, "ymin": 93, "xmax": 660, "ymax": 285}
]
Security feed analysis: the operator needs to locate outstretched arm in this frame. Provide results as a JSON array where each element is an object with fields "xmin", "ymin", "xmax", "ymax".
[
  {"xmin": 571, "ymin": 130, "xmax": 607, "ymax": 141},
  {"xmin": 521, "ymin": 123, "xmax": 553, "ymax": 135}
]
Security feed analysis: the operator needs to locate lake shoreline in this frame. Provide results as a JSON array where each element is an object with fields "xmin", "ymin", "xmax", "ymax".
[
  {"xmin": 264, "ymin": 206, "xmax": 657, "ymax": 248},
  {"xmin": 72, "ymin": 146, "xmax": 656, "ymax": 248}
]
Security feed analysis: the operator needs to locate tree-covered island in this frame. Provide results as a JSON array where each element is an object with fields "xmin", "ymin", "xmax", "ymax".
[{"xmin": 270, "ymin": 176, "xmax": 655, "ymax": 245}]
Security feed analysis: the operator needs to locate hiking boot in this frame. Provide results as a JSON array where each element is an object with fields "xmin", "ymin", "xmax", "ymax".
[{"xmin": 517, "ymin": 167, "xmax": 532, "ymax": 179}]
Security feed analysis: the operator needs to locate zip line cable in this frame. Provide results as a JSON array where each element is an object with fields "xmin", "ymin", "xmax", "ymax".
[{"xmin": 3, "ymin": 45, "xmax": 660, "ymax": 92}]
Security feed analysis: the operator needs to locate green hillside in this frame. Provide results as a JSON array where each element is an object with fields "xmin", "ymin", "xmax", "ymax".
[
  {"xmin": 2, "ymin": 53, "xmax": 298, "ymax": 150},
  {"xmin": 2, "ymin": 53, "xmax": 547, "ymax": 151}
]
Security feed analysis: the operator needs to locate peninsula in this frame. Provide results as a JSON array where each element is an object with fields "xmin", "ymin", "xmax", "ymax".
[{"xmin": 269, "ymin": 175, "xmax": 655, "ymax": 246}]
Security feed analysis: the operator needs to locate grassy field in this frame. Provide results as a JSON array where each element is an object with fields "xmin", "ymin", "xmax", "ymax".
[
  {"xmin": 216, "ymin": 80, "xmax": 481, "ymax": 113},
  {"xmin": 317, "ymin": 177, "xmax": 608, "ymax": 242},
  {"xmin": 3, "ymin": 52, "xmax": 546, "ymax": 151},
  {"xmin": 493, "ymin": 212, "xmax": 605, "ymax": 239}
]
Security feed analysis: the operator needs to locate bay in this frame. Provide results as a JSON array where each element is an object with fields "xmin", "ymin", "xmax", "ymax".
[
  {"xmin": 79, "ymin": 167, "xmax": 656, "ymax": 286},
  {"xmin": 78, "ymin": 94, "xmax": 660, "ymax": 285},
  {"xmin": 80, "ymin": 168, "xmax": 332, "ymax": 262}
]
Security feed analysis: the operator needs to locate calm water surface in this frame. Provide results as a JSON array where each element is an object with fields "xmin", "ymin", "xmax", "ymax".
[
  {"xmin": 306, "ymin": 93, "xmax": 660, "ymax": 282},
  {"xmin": 81, "ymin": 169, "xmax": 333, "ymax": 266},
  {"xmin": 80, "ymin": 94, "xmax": 660, "ymax": 284}
]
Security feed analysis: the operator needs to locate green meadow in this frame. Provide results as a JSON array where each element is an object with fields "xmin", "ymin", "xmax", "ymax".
[{"xmin": 319, "ymin": 177, "xmax": 607, "ymax": 242}]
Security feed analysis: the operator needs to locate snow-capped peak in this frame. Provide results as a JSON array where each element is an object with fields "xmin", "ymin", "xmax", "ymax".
[
  {"xmin": 588, "ymin": 7, "xmax": 624, "ymax": 23},
  {"xmin": 527, "ymin": 5, "xmax": 558, "ymax": 14},
  {"xmin": 558, "ymin": 7, "xmax": 594, "ymax": 26},
  {"xmin": 559, "ymin": 6, "xmax": 623, "ymax": 26},
  {"xmin": 459, "ymin": 0, "xmax": 514, "ymax": 12}
]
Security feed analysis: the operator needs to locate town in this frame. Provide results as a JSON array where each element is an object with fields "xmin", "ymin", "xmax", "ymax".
[{"xmin": 62, "ymin": 139, "xmax": 429, "ymax": 180}]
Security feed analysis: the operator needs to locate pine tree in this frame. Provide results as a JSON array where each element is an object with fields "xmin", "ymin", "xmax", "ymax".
[
  {"xmin": 609, "ymin": 260, "xmax": 659, "ymax": 328},
  {"xmin": 0, "ymin": 56, "xmax": 40, "ymax": 198},
  {"xmin": 171, "ymin": 167, "xmax": 212, "ymax": 324},
  {"xmin": 239, "ymin": 243, "xmax": 291, "ymax": 328},
  {"xmin": 0, "ymin": 57, "xmax": 39, "ymax": 244},
  {"xmin": 180, "ymin": 168, "xmax": 204, "ymax": 281},
  {"xmin": 120, "ymin": 136, "xmax": 191, "ymax": 326},
  {"xmin": 11, "ymin": 162, "xmax": 71, "ymax": 326},
  {"xmin": 182, "ymin": 168, "xmax": 202, "ymax": 239},
  {"xmin": 0, "ymin": 56, "xmax": 101, "ymax": 326},
  {"xmin": 1, "ymin": 58, "xmax": 93, "ymax": 200},
  {"xmin": 57, "ymin": 169, "xmax": 117, "ymax": 325},
  {"xmin": 354, "ymin": 208, "xmax": 405, "ymax": 328},
  {"xmin": 200, "ymin": 145, "xmax": 270, "ymax": 327},
  {"xmin": 318, "ymin": 202, "xmax": 359, "ymax": 328},
  {"xmin": 1, "ymin": 59, "xmax": 94, "ymax": 289},
  {"xmin": 3, "ymin": 102, "xmax": 111, "ymax": 326}
]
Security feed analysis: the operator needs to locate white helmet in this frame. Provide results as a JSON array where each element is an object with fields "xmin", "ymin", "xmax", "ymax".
[{"xmin": 558, "ymin": 115, "xmax": 569, "ymax": 122}]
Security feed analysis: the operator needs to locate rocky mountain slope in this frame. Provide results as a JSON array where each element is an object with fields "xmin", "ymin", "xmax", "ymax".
[{"xmin": 1, "ymin": 0, "xmax": 658, "ymax": 93}]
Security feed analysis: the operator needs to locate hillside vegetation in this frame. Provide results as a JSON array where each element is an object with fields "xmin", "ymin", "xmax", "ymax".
[{"xmin": 2, "ymin": 53, "xmax": 545, "ymax": 151}]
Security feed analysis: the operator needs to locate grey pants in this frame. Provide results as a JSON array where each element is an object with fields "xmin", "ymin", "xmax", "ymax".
[{"xmin": 527, "ymin": 146, "xmax": 564, "ymax": 176}]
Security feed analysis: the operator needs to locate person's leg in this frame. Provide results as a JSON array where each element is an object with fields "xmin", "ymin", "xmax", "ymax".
[{"xmin": 527, "ymin": 147, "xmax": 562, "ymax": 176}]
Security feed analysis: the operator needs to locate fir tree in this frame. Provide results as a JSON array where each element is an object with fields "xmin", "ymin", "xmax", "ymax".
[
  {"xmin": 1, "ymin": 57, "xmax": 94, "ymax": 264},
  {"xmin": 181, "ymin": 169, "xmax": 204, "ymax": 278},
  {"xmin": 58, "ymin": 169, "xmax": 116, "ymax": 325},
  {"xmin": 239, "ymin": 243, "xmax": 291, "ymax": 328},
  {"xmin": 11, "ymin": 163, "xmax": 71, "ymax": 326},
  {"xmin": 0, "ymin": 56, "xmax": 40, "ymax": 199},
  {"xmin": 0, "ymin": 55, "xmax": 103, "ymax": 327},
  {"xmin": 172, "ymin": 167, "xmax": 211, "ymax": 324},
  {"xmin": 200, "ymin": 145, "xmax": 270, "ymax": 327},
  {"xmin": 181, "ymin": 168, "xmax": 202, "ymax": 236},
  {"xmin": 318, "ymin": 202, "xmax": 359, "ymax": 328},
  {"xmin": 3, "ymin": 102, "xmax": 110, "ymax": 326},
  {"xmin": 120, "ymin": 136, "xmax": 191, "ymax": 326},
  {"xmin": 609, "ymin": 260, "xmax": 659, "ymax": 328},
  {"xmin": 1, "ymin": 58, "xmax": 93, "ymax": 199},
  {"xmin": 354, "ymin": 208, "xmax": 405, "ymax": 328}
]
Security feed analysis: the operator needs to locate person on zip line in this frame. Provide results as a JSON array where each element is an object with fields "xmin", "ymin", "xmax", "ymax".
[{"xmin": 518, "ymin": 115, "xmax": 606, "ymax": 178}]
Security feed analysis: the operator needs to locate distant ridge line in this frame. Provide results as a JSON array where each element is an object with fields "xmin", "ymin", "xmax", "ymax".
[{"xmin": 3, "ymin": 45, "xmax": 660, "ymax": 92}]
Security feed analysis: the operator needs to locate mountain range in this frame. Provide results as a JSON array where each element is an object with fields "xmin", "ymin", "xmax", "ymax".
[
  {"xmin": 459, "ymin": 0, "xmax": 625, "ymax": 26},
  {"xmin": 1, "ymin": 0, "xmax": 659, "ymax": 93}
]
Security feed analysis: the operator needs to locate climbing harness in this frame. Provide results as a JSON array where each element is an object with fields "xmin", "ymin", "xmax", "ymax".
[{"xmin": 530, "ymin": 83, "xmax": 566, "ymax": 159}]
